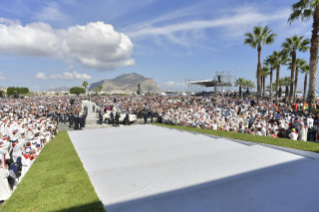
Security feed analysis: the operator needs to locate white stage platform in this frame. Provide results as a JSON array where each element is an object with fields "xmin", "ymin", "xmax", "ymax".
[{"xmin": 68, "ymin": 125, "xmax": 319, "ymax": 212}]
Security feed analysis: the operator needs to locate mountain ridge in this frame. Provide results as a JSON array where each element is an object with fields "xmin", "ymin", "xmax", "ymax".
[{"xmin": 90, "ymin": 73, "xmax": 159, "ymax": 93}]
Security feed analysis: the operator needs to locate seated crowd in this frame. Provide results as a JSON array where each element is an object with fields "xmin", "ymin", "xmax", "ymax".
[
  {"xmin": 0, "ymin": 96, "xmax": 84, "ymax": 203},
  {"xmin": 92, "ymin": 94, "xmax": 319, "ymax": 142}
]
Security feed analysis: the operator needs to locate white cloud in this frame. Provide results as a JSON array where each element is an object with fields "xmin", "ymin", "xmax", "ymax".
[
  {"xmin": 236, "ymin": 67, "xmax": 242, "ymax": 71},
  {"xmin": 0, "ymin": 72, "xmax": 9, "ymax": 80},
  {"xmin": 127, "ymin": 6, "xmax": 288, "ymax": 38},
  {"xmin": 34, "ymin": 72, "xmax": 47, "ymax": 80},
  {"xmin": 164, "ymin": 81, "xmax": 175, "ymax": 85},
  {"xmin": 124, "ymin": 4, "xmax": 303, "ymax": 50},
  {"xmin": 33, "ymin": 2, "xmax": 69, "ymax": 21},
  {"xmin": 163, "ymin": 81, "xmax": 187, "ymax": 91},
  {"xmin": 0, "ymin": 19, "xmax": 135, "ymax": 70},
  {"xmin": 164, "ymin": 81, "xmax": 186, "ymax": 87},
  {"xmin": 33, "ymin": 71, "xmax": 92, "ymax": 80}
]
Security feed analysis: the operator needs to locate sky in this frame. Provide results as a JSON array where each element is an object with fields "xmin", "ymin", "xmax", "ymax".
[{"xmin": 0, "ymin": 0, "xmax": 314, "ymax": 92}]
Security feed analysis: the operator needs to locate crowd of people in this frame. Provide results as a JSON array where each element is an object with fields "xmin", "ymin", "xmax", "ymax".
[
  {"xmin": 0, "ymin": 96, "xmax": 85, "ymax": 203},
  {"xmin": 93, "ymin": 94, "xmax": 319, "ymax": 142},
  {"xmin": 1, "ymin": 94, "xmax": 318, "ymax": 203}
]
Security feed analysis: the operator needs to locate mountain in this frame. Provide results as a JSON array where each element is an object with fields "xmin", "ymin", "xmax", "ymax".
[{"xmin": 90, "ymin": 73, "xmax": 159, "ymax": 93}]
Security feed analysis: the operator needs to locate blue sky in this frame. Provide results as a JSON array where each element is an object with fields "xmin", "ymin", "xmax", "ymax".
[{"xmin": 0, "ymin": 0, "xmax": 314, "ymax": 91}]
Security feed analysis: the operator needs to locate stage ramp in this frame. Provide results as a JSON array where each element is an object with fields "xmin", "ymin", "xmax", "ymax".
[{"xmin": 68, "ymin": 125, "xmax": 319, "ymax": 212}]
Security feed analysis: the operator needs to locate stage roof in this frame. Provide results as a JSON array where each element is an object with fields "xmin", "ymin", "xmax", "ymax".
[{"xmin": 188, "ymin": 80, "xmax": 232, "ymax": 87}]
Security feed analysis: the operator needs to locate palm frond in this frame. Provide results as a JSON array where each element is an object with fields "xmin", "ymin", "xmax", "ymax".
[
  {"xmin": 288, "ymin": 10, "xmax": 303, "ymax": 24},
  {"xmin": 253, "ymin": 26, "xmax": 262, "ymax": 37},
  {"xmin": 300, "ymin": 64, "xmax": 310, "ymax": 74}
]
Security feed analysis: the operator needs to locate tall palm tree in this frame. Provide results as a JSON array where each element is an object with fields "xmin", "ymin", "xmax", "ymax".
[
  {"xmin": 279, "ymin": 78, "xmax": 285, "ymax": 98},
  {"xmin": 261, "ymin": 66, "xmax": 270, "ymax": 98},
  {"xmin": 97, "ymin": 85, "xmax": 103, "ymax": 95},
  {"xmin": 288, "ymin": 0, "xmax": 319, "ymax": 111},
  {"xmin": 288, "ymin": 58, "xmax": 307, "ymax": 99},
  {"xmin": 271, "ymin": 50, "xmax": 289, "ymax": 103},
  {"xmin": 282, "ymin": 35, "xmax": 310, "ymax": 103},
  {"xmin": 283, "ymin": 76, "xmax": 291, "ymax": 99},
  {"xmin": 300, "ymin": 64, "xmax": 310, "ymax": 100},
  {"xmin": 244, "ymin": 26, "xmax": 277, "ymax": 104},
  {"xmin": 82, "ymin": 81, "xmax": 88, "ymax": 95},
  {"xmin": 264, "ymin": 55, "xmax": 276, "ymax": 100},
  {"xmin": 234, "ymin": 78, "xmax": 245, "ymax": 96}
]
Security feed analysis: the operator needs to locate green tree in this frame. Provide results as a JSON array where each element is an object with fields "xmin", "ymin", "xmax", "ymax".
[
  {"xmin": 234, "ymin": 78, "xmax": 246, "ymax": 96},
  {"xmin": 282, "ymin": 35, "xmax": 310, "ymax": 103},
  {"xmin": 82, "ymin": 81, "xmax": 88, "ymax": 95},
  {"xmin": 300, "ymin": 64, "xmax": 310, "ymax": 100},
  {"xmin": 243, "ymin": 80, "xmax": 255, "ymax": 93},
  {"xmin": 261, "ymin": 66, "xmax": 270, "ymax": 98},
  {"xmin": 93, "ymin": 87, "xmax": 99, "ymax": 95},
  {"xmin": 97, "ymin": 85, "xmax": 103, "ymax": 94},
  {"xmin": 279, "ymin": 78, "xmax": 285, "ymax": 97},
  {"xmin": 69, "ymin": 87, "xmax": 85, "ymax": 96},
  {"xmin": 264, "ymin": 55, "xmax": 276, "ymax": 100},
  {"xmin": 271, "ymin": 50, "xmax": 289, "ymax": 103},
  {"xmin": 283, "ymin": 76, "xmax": 291, "ymax": 99},
  {"xmin": 288, "ymin": 58, "xmax": 307, "ymax": 99},
  {"xmin": 6, "ymin": 87, "xmax": 14, "ymax": 97},
  {"xmin": 244, "ymin": 25, "xmax": 277, "ymax": 104},
  {"xmin": 288, "ymin": 0, "xmax": 319, "ymax": 111}
]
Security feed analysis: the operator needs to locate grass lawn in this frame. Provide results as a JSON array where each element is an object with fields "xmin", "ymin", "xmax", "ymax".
[
  {"xmin": 0, "ymin": 131, "xmax": 105, "ymax": 212},
  {"xmin": 153, "ymin": 123, "xmax": 319, "ymax": 153}
]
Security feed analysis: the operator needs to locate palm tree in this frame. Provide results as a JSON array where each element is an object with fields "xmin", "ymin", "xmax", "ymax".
[
  {"xmin": 279, "ymin": 78, "xmax": 285, "ymax": 97},
  {"xmin": 271, "ymin": 50, "xmax": 289, "ymax": 103},
  {"xmin": 244, "ymin": 80, "xmax": 255, "ymax": 93},
  {"xmin": 300, "ymin": 64, "xmax": 310, "ymax": 100},
  {"xmin": 234, "ymin": 78, "xmax": 245, "ymax": 96},
  {"xmin": 261, "ymin": 66, "xmax": 270, "ymax": 98},
  {"xmin": 288, "ymin": 0, "xmax": 319, "ymax": 111},
  {"xmin": 283, "ymin": 76, "xmax": 291, "ymax": 100},
  {"xmin": 97, "ymin": 85, "xmax": 103, "ymax": 95},
  {"xmin": 288, "ymin": 58, "xmax": 307, "ymax": 99},
  {"xmin": 244, "ymin": 26, "xmax": 277, "ymax": 104},
  {"xmin": 264, "ymin": 55, "xmax": 276, "ymax": 100},
  {"xmin": 93, "ymin": 87, "xmax": 99, "ymax": 95},
  {"xmin": 82, "ymin": 81, "xmax": 88, "ymax": 95},
  {"xmin": 282, "ymin": 35, "xmax": 310, "ymax": 103}
]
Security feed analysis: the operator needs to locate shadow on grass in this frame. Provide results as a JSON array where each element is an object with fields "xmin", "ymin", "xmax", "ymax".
[{"xmin": 54, "ymin": 201, "xmax": 105, "ymax": 212}]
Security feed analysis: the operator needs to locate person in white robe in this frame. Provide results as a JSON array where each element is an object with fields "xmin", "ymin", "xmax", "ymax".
[
  {"xmin": 12, "ymin": 133, "xmax": 27, "ymax": 163},
  {"xmin": 298, "ymin": 122, "xmax": 308, "ymax": 141},
  {"xmin": 0, "ymin": 159, "xmax": 12, "ymax": 201},
  {"xmin": 0, "ymin": 142, "xmax": 6, "ymax": 168},
  {"xmin": 307, "ymin": 117, "xmax": 314, "ymax": 129}
]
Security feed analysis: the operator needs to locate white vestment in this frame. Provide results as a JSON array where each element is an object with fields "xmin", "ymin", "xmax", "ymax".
[{"xmin": 0, "ymin": 167, "xmax": 12, "ymax": 201}]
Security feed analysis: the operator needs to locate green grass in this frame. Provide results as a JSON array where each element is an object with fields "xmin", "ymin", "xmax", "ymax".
[
  {"xmin": 1, "ymin": 131, "xmax": 105, "ymax": 212},
  {"xmin": 152, "ymin": 123, "xmax": 319, "ymax": 153}
]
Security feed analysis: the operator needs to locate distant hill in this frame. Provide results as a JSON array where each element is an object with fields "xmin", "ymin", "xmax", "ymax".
[{"xmin": 90, "ymin": 73, "xmax": 159, "ymax": 93}]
